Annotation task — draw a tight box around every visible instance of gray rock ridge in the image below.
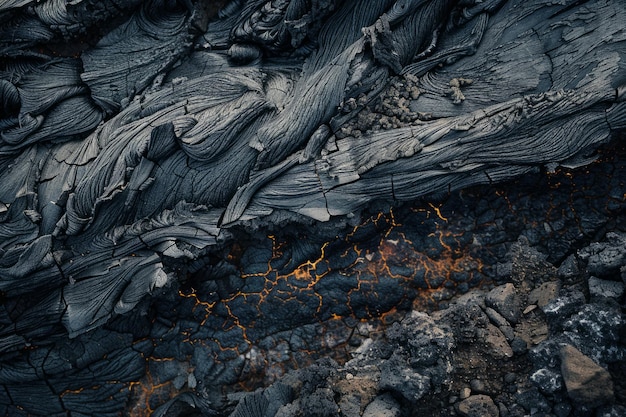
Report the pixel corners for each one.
[0,0,625,415]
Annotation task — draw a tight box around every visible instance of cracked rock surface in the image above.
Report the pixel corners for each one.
[0,0,625,416]
[229,236,626,417]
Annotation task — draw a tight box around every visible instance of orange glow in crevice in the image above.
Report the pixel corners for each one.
[127,203,490,408]
[127,360,179,417]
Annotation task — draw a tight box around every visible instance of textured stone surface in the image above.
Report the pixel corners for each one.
[588,276,625,299]
[483,323,514,359]
[528,281,560,308]
[457,394,499,417]
[560,345,614,407]
[486,284,522,324]
[361,394,401,417]
[0,0,625,415]
[579,233,626,277]
[530,368,563,394]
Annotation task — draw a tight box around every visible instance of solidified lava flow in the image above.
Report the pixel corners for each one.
[0,0,625,416]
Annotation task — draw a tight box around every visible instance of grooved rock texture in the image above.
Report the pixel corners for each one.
[0,0,625,416]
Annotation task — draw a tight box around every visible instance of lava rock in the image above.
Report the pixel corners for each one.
[384,310,454,388]
[387,311,452,365]
[378,354,431,403]
[528,338,568,380]
[481,323,513,359]
[588,276,624,300]
[1,1,626,416]
[530,368,563,394]
[557,254,581,279]
[541,289,585,329]
[578,232,626,277]
[300,388,340,417]
[515,388,551,413]
[457,394,499,417]
[440,303,488,344]
[486,284,521,324]
[562,304,624,363]
[559,344,614,407]
[508,236,556,285]
[510,337,528,355]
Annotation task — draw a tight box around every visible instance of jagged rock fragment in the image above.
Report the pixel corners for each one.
[559,344,614,407]
[485,283,521,324]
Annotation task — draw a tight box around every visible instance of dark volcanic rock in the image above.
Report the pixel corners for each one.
[438,302,489,344]
[486,284,522,325]
[377,311,455,402]
[588,276,625,300]
[579,233,626,278]
[557,254,581,280]
[378,354,432,403]
[530,368,563,394]
[541,289,586,329]
[300,388,340,417]
[562,304,625,364]
[515,388,551,414]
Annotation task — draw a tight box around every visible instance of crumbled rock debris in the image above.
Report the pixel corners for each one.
[224,231,626,417]
[337,73,424,139]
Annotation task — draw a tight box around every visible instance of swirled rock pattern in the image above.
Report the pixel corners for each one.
[0,0,625,416]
